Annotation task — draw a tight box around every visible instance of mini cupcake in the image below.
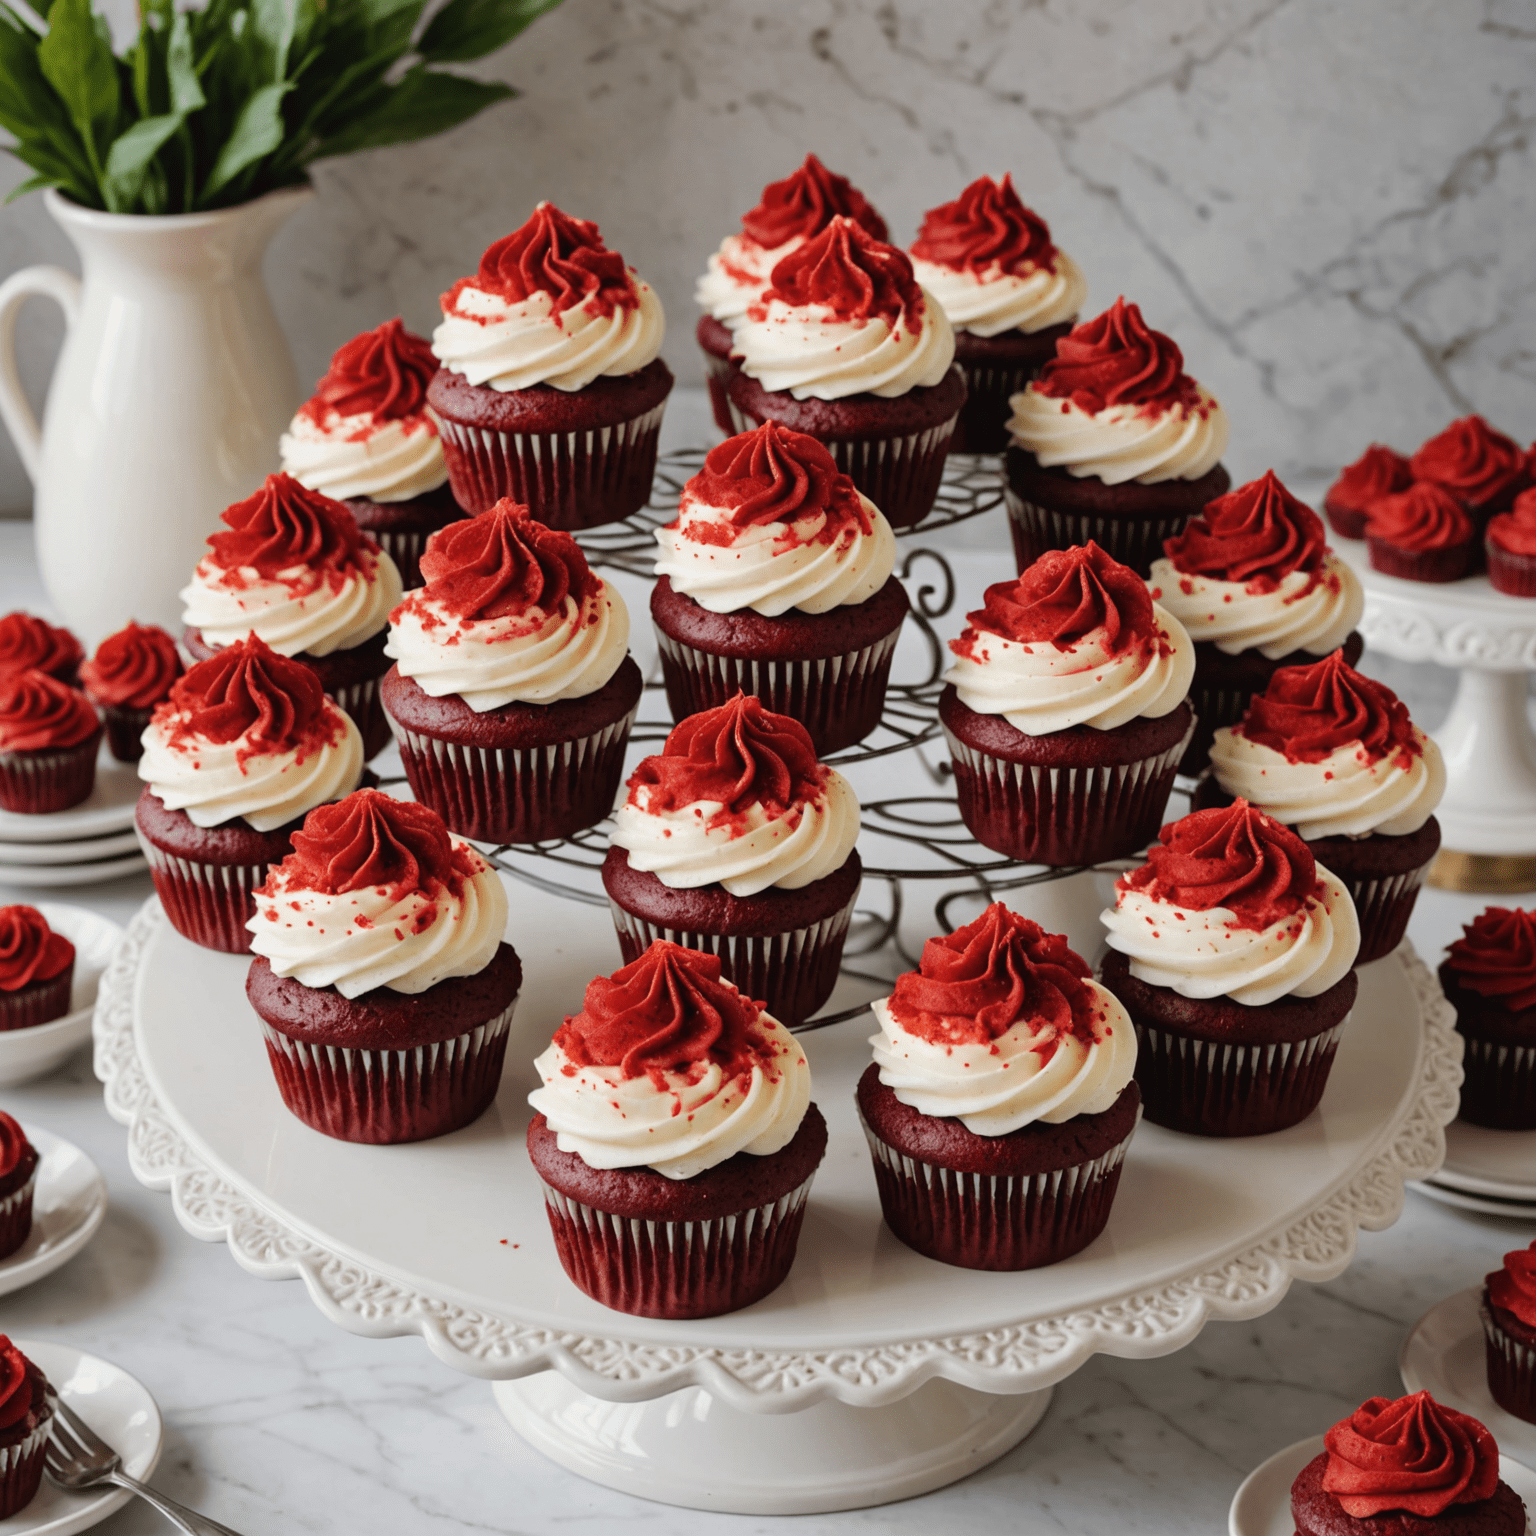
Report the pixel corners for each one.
[136,635,365,953]
[528,940,826,1318]
[382,499,642,843]
[1099,800,1361,1136]
[1004,297,1230,577]
[602,693,861,1028]
[908,175,1087,454]
[181,473,403,759]
[1438,907,1536,1130]
[1149,470,1365,774]
[247,789,520,1144]
[1411,414,1530,527]
[695,155,888,435]
[650,421,908,754]
[0,611,81,685]
[0,1114,38,1261]
[1365,482,1479,582]
[1486,487,1536,597]
[940,542,1194,866]
[79,621,182,763]
[280,318,463,589]
[1483,1240,1536,1425]
[0,906,74,1031]
[1201,653,1445,964]
[1323,443,1412,541]
[428,202,672,530]
[0,1335,57,1519]
[726,216,964,529]
[0,669,101,814]
[858,903,1140,1271]
[1291,1392,1522,1536]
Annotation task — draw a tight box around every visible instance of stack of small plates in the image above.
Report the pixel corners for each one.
[1412,1119,1536,1218]
[0,747,145,887]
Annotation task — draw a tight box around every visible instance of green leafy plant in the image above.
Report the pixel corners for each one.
[0,0,560,213]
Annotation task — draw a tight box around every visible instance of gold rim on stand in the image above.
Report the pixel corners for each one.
[1428,849,1536,895]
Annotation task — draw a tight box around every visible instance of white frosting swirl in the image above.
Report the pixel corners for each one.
[1008,387,1228,485]
[1208,727,1446,840]
[945,603,1194,734]
[869,978,1136,1136]
[529,1018,810,1180]
[909,252,1087,338]
[385,582,629,710]
[1148,554,1364,659]
[182,548,403,658]
[432,280,664,393]
[732,292,955,401]
[1101,865,1360,1007]
[694,235,793,327]
[246,837,508,998]
[654,493,895,616]
[139,704,363,832]
[610,768,859,897]
[279,409,448,504]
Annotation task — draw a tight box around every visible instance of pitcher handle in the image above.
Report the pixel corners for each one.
[0,264,81,483]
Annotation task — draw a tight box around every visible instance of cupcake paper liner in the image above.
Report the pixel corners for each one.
[0,1168,37,1261]
[701,350,737,437]
[1005,489,1194,580]
[0,971,72,1032]
[1487,539,1536,598]
[138,839,270,954]
[1181,681,1250,777]
[100,703,154,764]
[1348,864,1432,966]
[261,996,516,1144]
[373,528,432,592]
[1481,1303,1536,1425]
[1366,537,1476,583]
[0,731,101,815]
[327,671,391,763]
[1457,1036,1536,1130]
[653,627,902,757]
[538,1171,815,1319]
[0,1383,56,1521]
[951,362,1038,456]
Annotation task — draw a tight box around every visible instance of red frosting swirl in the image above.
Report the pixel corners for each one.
[0,1113,33,1184]
[740,154,887,249]
[888,903,1101,1046]
[205,474,368,582]
[1410,416,1528,512]
[0,669,99,752]
[415,499,600,625]
[302,318,438,424]
[1365,482,1476,552]
[764,217,924,326]
[1121,801,1320,932]
[1321,1392,1500,1519]
[1444,906,1536,1011]
[554,941,770,1085]
[1487,487,1536,558]
[79,622,182,710]
[1239,651,1419,767]
[0,905,73,993]
[910,174,1058,276]
[1033,298,1203,416]
[1488,1240,1536,1329]
[1326,444,1412,517]
[0,1334,35,1433]
[446,202,636,319]
[1161,471,1327,586]
[0,611,82,682]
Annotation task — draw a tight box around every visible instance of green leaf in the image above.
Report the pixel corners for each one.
[0,3,96,194]
[103,110,182,210]
[200,79,289,200]
[418,0,558,64]
[307,64,510,159]
[250,0,294,79]
[166,12,203,113]
[36,0,118,177]
[5,168,56,200]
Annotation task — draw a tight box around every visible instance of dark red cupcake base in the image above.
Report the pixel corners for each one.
[1367,535,1477,583]
[1487,537,1536,598]
[0,1139,38,1260]
[99,703,153,763]
[949,323,1073,455]
[344,484,467,590]
[0,967,73,1031]
[1438,967,1536,1130]
[1290,1450,1526,1536]
[0,727,102,814]
[1482,1295,1536,1425]
[0,1366,54,1521]
[1323,496,1370,542]
[696,314,738,436]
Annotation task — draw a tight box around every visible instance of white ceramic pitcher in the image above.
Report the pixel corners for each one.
[0,186,311,647]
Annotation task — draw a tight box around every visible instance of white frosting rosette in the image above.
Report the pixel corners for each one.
[695,233,793,328]
[280,410,447,503]
[910,251,1087,338]
[1008,387,1228,485]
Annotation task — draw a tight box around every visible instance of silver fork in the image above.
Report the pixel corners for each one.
[44,1398,247,1535]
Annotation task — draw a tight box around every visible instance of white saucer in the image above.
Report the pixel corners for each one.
[1412,1180,1536,1220]
[0,831,141,868]
[1401,1286,1536,1470]
[0,853,146,890]
[0,1128,107,1298]
[1229,1431,1536,1536]
[1438,1120,1536,1201]
[0,906,124,1087]
[3,1339,162,1535]
[0,753,140,846]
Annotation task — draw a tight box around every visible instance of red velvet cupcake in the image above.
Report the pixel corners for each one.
[79,621,182,763]
[695,155,888,435]
[726,217,964,529]
[529,940,825,1318]
[0,1336,57,1519]
[1486,488,1536,597]
[0,1114,38,1261]
[247,790,520,1143]
[0,611,81,685]
[1099,801,1361,1136]
[383,500,642,843]
[1438,907,1536,1130]
[907,175,1086,454]
[0,669,101,814]
[940,542,1194,865]
[1366,482,1479,582]
[1004,298,1230,577]
[1484,1241,1536,1425]
[0,907,74,1032]
[1324,443,1413,540]
[602,694,861,1028]
[1411,415,1530,527]
[859,904,1140,1270]
[650,422,908,754]
[429,203,672,530]
[281,318,464,589]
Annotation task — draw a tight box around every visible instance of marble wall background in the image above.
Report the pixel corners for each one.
[0,0,1531,516]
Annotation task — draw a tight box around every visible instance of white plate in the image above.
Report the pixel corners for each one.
[0,1128,107,1298]
[1412,1180,1536,1220]
[0,854,146,890]
[0,832,142,868]
[1438,1120,1536,1201]
[0,752,140,846]
[1402,1286,1536,1471]
[2,1339,162,1535]
[0,906,124,1087]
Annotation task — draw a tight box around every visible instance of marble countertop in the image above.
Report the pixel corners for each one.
[4,406,1533,1534]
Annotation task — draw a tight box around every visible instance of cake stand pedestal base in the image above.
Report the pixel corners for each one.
[493,1374,1054,1515]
